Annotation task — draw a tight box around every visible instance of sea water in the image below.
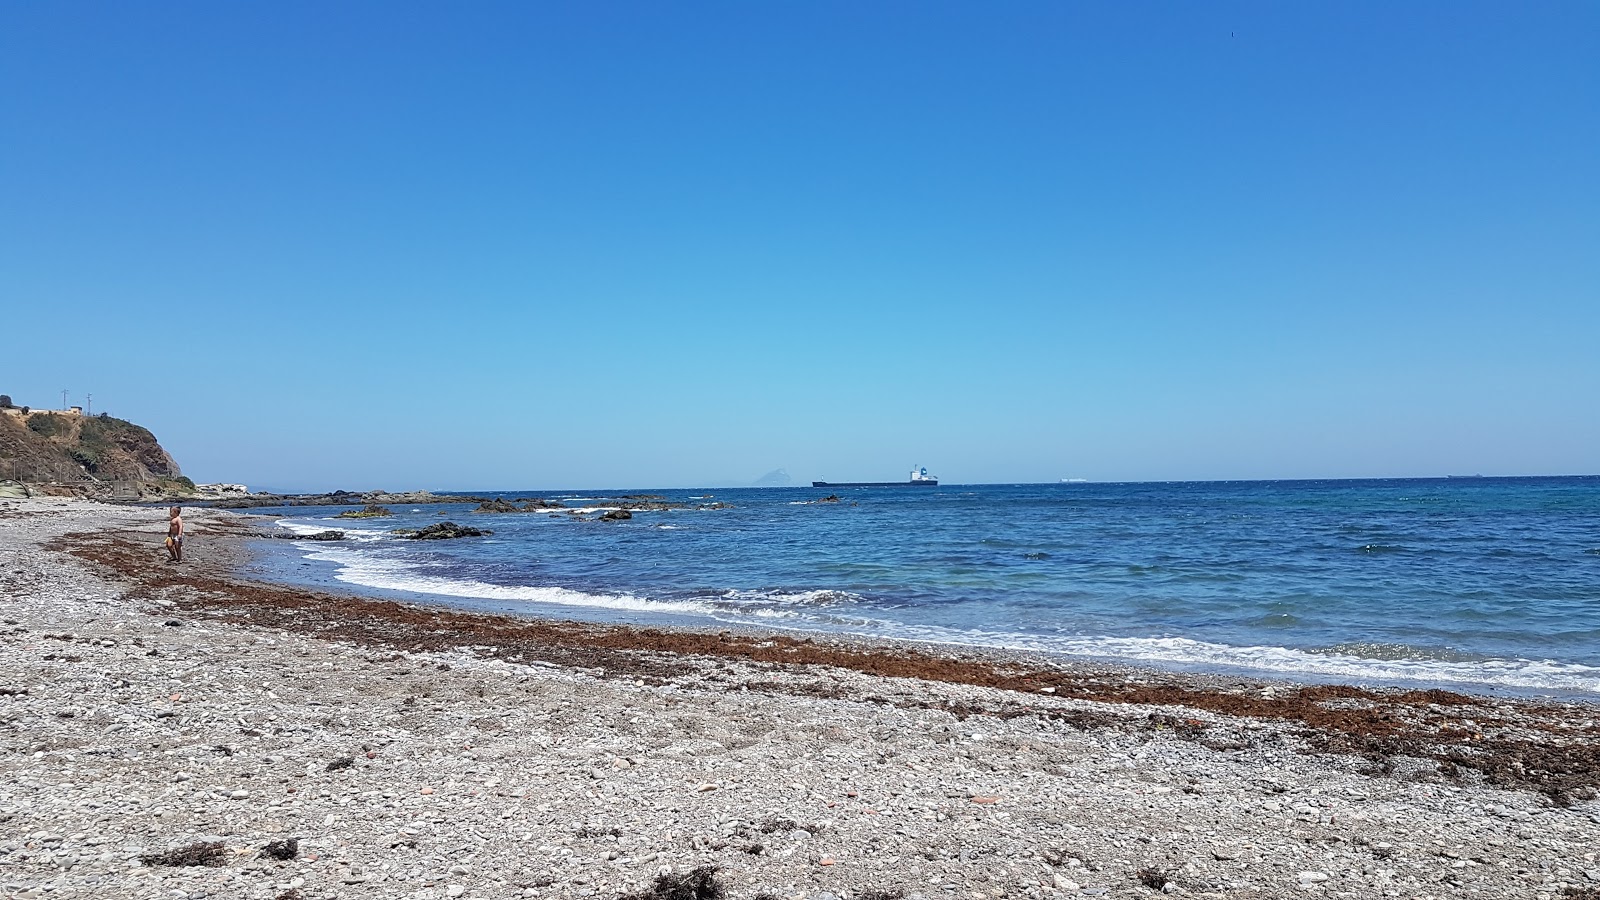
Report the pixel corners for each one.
[253,477,1600,695]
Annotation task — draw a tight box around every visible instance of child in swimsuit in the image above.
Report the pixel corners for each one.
[166,506,184,563]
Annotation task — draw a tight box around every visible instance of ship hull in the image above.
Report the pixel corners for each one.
[811,480,938,488]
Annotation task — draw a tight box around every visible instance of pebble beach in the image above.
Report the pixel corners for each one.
[2,498,1598,900]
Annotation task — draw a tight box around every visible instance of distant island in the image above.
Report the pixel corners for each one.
[751,467,792,486]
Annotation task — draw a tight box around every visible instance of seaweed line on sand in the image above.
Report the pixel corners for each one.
[53,526,1600,806]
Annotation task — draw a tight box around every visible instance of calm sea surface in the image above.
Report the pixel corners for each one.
[255,477,1600,695]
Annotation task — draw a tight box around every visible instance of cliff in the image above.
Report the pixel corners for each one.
[0,408,191,498]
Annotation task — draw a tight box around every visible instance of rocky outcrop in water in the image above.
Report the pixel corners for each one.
[473,499,521,514]
[212,490,471,510]
[336,504,392,519]
[270,530,345,541]
[398,522,492,540]
[599,509,633,521]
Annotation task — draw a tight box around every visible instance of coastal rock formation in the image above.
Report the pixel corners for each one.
[400,521,492,540]
[599,509,633,521]
[366,490,454,505]
[472,499,521,513]
[213,490,485,510]
[335,504,392,519]
[191,483,251,501]
[470,498,569,513]
[268,530,345,541]
[0,406,188,497]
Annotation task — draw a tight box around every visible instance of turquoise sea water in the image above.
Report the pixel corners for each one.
[256,476,1600,695]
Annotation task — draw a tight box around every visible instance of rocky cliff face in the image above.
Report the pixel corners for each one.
[0,410,188,494]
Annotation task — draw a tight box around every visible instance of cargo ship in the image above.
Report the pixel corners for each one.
[813,466,939,488]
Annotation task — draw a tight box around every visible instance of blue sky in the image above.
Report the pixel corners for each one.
[3,2,1596,490]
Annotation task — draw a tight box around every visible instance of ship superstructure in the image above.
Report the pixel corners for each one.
[813,466,939,488]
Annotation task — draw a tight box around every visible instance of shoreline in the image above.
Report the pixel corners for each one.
[247,524,1600,705]
[3,498,1598,899]
[245,484,1600,701]
[65,508,1600,803]
[248,503,1599,704]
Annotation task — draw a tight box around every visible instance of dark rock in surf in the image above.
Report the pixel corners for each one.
[407,522,492,540]
[472,498,520,513]
[600,509,633,521]
[276,530,345,541]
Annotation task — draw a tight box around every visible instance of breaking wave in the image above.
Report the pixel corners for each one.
[859,627,1600,694]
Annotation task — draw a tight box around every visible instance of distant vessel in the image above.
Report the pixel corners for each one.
[1446,474,1485,479]
[814,466,939,488]
[1061,478,1088,483]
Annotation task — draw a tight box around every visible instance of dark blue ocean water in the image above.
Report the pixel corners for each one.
[258,477,1600,694]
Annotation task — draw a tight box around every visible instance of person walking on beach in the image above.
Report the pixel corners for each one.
[165,506,184,563]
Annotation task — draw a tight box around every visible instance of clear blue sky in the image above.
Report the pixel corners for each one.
[3,2,1596,490]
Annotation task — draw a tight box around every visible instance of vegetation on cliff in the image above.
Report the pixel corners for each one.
[0,405,186,493]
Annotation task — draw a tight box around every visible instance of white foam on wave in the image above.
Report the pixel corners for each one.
[264,521,1600,694]
[719,588,865,608]
[276,519,389,543]
[288,541,720,617]
[859,626,1600,694]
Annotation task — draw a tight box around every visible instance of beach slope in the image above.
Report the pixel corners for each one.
[1,498,1596,899]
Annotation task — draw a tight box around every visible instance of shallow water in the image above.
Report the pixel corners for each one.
[254,476,1600,694]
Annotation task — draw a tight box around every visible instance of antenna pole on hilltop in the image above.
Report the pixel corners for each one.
[61,389,69,410]
[86,394,92,416]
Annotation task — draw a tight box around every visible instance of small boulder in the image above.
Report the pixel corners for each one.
[599,509,633,521]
